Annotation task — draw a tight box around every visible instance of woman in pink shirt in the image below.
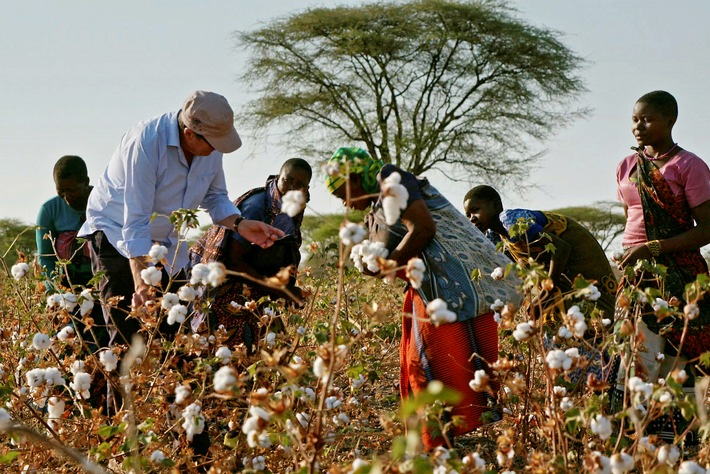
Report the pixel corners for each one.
[617,90,710,362]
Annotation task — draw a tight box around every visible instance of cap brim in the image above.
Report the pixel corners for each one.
[204,127,241,154]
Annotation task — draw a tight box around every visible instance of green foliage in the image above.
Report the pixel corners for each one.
[301,210,367,245]
[0,218,35,261]
[237,0,586,184]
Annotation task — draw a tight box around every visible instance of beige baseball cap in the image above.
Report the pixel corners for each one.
[181,91,241,153]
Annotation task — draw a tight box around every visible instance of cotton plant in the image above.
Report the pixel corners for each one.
[213,366,237,392]
[581,284,601,301]
[215,346,232,364]
[282,190,307,217]
[161,292,179,310]
[426,298,456,326]
[148,244,168,264]
[339,221,367,246]
[32,333,52,351]
[189,262,227,287]
[313,344,348,384]
[545,348,580,372]
[491,267,505,280]
[167,304,188,325]
[141,266,162,287]
[78,289,95,316]
[462,452,486,470]
[590,414,612,440]
[609,452,634,474]
[46,397,65,430]
[69,371,92,400]
[657,444,680,466]
[350,240,389,273]
[468,370,491,393]
[10,262,30,280]
[177,284,198,302]
[242,405,272,448]
[380,172,409,225]
[564,305,587,338]
[99,350,118,372]
[150,450,165,464]
[174,384,191,405]
[181,402,205,442]
[512,321,535,342]
[406,258,425,289]
[56,326,75,343]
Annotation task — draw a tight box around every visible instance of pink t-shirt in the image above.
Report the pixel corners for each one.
[616,150,710,247]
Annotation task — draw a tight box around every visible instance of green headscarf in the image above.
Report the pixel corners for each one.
[325,147,384,194]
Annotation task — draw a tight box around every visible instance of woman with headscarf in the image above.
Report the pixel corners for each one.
[326,147,521,449]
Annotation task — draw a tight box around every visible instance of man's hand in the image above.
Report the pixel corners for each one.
[238,220,285,249]
[129,257,154,309]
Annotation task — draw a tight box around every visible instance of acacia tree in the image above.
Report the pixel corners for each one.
[237,0,586,183]
[551,202,626,253]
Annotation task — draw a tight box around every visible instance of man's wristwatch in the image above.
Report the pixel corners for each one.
[232,216,245,234]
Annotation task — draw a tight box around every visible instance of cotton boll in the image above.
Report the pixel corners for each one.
[47,397,65,420]
[406,258,426,289]
[32,333,51,350]
[281,190,307,217]
[181,403,205,441]
[99,350,118,372]
[161,293,179,310]
[57,326,75,343]
[513,322,534,342]
[490,267,505,280]
[590,414,612,440]
[583,284,601,301]
[190,264,210,286]
[339,221,367,246]
[60,292,78,312]
[167,304,188,325]
[177,285,197,301]
[174,385,191,405]
[213,366,237,392]
[141,266,162,286]
[426,298,457,326]
[657,444,680,466]
[207,262,227,287]
[70,372,92,399]
[70,360,86,376]
[43,368,65,386]
[78,292,94,316]
[11,262,30,280]
[46,293,63,308]
[215,346,232,364]
[148,244,168,264]
[609,452,634,473]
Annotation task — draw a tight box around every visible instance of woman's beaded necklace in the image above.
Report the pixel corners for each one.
[643,143,679,161]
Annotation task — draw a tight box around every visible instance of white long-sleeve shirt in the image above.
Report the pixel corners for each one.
[79,111,239,273]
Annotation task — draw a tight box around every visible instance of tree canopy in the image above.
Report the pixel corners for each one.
[0,218,36,263]
[551,202,626,253]
[237,0,586,184]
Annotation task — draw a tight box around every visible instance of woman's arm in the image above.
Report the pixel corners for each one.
[621,200,710,266]
[387,198,436,266]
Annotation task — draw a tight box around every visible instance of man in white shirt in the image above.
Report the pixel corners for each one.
[80,90,283,345]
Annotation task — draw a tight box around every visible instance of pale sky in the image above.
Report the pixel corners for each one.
[2,0,709,254]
